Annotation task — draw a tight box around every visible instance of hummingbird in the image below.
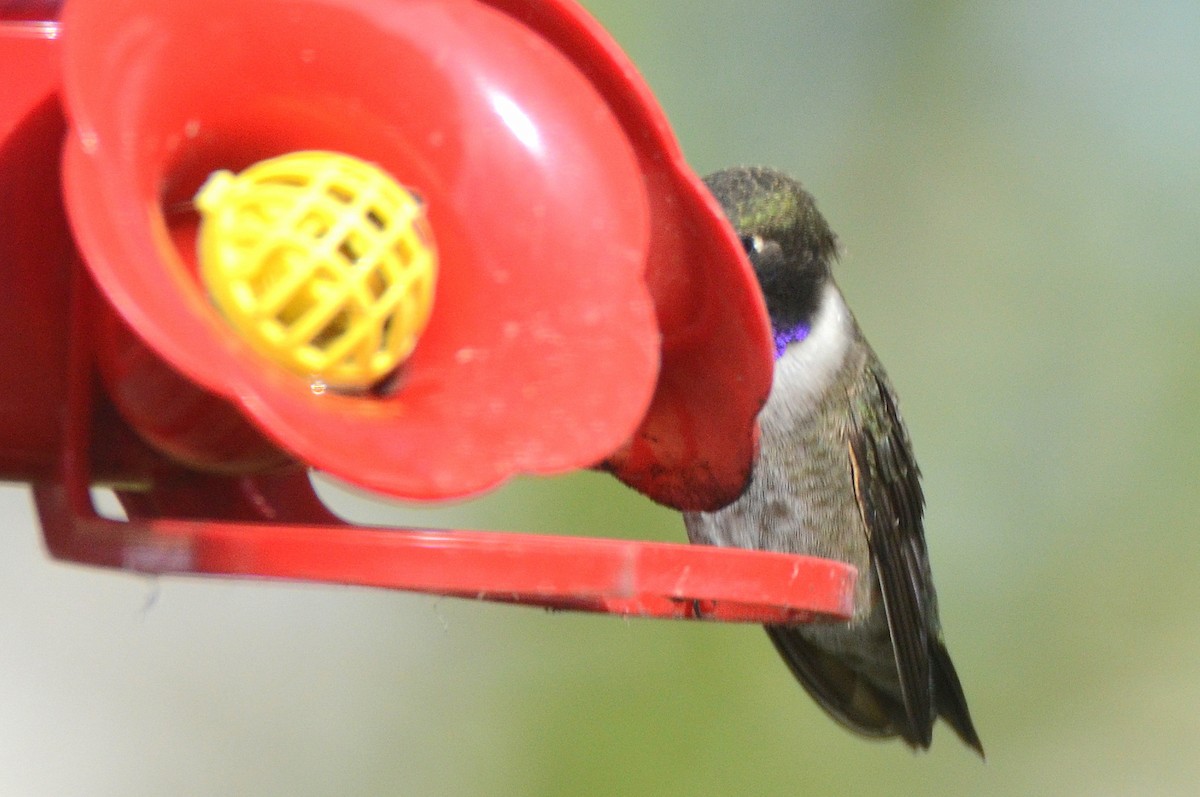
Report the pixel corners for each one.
[686,166,982,754]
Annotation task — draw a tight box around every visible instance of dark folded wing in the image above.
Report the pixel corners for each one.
[846,360,934,746]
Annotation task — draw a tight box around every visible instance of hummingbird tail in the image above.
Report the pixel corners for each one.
[765,625,913,744]
[766,625,985,756]
[930,638,985,757]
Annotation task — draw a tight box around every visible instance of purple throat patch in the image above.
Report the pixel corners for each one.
[773,325,810,358]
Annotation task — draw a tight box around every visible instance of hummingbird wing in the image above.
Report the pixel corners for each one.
[764,623,911,741]
[846,359,935,747]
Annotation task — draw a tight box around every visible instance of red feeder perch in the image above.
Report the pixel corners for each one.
[0,0,856,625]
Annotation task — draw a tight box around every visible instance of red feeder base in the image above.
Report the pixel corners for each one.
[33,268,856,625]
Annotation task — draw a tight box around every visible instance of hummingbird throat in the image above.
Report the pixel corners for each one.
[773,324,811,358]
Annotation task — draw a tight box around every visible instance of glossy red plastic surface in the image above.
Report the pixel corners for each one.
[95,309,295,474]
[0,2,62,21]
[0,18,70,480]
[60,0,659,501]
[488,0,776,510]
[34,272,856,624]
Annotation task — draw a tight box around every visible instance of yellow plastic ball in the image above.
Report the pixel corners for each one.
[194,151,437,390]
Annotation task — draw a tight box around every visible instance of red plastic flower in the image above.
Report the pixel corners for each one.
[59,0,773,510]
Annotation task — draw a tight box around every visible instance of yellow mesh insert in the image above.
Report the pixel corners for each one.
[195,151,436,390]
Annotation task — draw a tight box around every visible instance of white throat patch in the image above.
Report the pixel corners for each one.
[764,282,854,420]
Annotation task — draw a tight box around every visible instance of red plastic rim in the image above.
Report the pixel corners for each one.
[59,0,659,500]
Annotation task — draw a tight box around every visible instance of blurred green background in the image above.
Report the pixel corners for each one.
[3,2,1199,794]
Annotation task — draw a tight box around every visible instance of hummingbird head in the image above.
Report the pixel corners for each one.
[704,167,839,355]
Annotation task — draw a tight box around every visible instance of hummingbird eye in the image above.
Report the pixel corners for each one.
[739,234,764,255]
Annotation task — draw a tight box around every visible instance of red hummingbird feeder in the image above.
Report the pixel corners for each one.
[0,0,855,624]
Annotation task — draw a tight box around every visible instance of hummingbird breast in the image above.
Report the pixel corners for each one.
[683,282,876,616]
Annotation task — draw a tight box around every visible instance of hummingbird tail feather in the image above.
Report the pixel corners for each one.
[767,625,985,754]
[765,625,918,745]
[930,639,985,757]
